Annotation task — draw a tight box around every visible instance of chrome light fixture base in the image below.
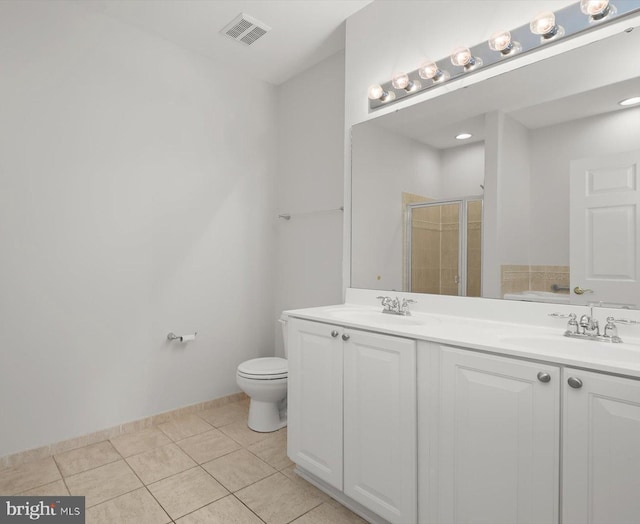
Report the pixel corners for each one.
[368,0,639,112]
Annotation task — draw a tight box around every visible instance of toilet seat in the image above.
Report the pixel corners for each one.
[237,357,288,380]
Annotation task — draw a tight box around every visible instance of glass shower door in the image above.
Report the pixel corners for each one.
[407,197,482,296]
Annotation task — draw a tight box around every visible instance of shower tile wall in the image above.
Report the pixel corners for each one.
[410,206,441,294]
[408,198,482,296]
[466,201,482,297]
[440,204,460,296]
[501,265,570,296]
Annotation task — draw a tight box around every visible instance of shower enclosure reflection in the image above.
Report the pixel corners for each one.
[406,197,482,296]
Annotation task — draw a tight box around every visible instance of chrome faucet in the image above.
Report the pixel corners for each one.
[578,312,599,336]
[552,308,622,343]
[376,296,417,316]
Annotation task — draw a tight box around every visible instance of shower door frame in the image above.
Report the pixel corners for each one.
[406,195,483,296]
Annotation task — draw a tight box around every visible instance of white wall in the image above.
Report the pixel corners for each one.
[0,2,277,457]
[528,107,640,266]
[498,113,532,268]
[351,124,441,290]
[440,142,485,199]
[274,51,345,355]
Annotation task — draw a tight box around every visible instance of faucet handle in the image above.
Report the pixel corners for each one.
[400,298,416,315]
[376,296,392,310]
[611,317,640,325]
[604,317,618,337]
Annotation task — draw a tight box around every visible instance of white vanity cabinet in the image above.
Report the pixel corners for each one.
[288,309,640,524]
[343,328,416,524]
[287,317,344,490]
[562,368,640,524]
[287,317,417,524]
[433,345,560,524]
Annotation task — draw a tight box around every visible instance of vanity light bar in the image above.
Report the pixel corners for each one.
[368,0,640,111]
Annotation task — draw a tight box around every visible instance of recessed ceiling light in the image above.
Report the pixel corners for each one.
[619,96,640,106]
[456,133,473,140]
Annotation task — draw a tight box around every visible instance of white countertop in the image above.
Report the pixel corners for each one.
[285,300,640,379]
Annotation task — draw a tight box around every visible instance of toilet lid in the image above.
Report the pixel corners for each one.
[237,357,288,379]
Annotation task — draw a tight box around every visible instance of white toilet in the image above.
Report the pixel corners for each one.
[236,316,288,432]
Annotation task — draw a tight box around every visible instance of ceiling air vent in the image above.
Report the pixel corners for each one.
[221,13,271,46]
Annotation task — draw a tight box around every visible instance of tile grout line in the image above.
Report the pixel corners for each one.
[50,454,70,497]
[142,484,174,523]
[230,492,268,524]
[63,441,148,511]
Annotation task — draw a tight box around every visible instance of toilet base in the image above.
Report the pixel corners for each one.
[248,399,288,433]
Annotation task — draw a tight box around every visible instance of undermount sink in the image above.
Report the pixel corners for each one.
[499,334,640,362]
[325,307,428,326]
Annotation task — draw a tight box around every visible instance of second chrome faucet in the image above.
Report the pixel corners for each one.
[376,296,417,316]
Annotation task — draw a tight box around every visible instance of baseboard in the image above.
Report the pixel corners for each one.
[0,391,247,470]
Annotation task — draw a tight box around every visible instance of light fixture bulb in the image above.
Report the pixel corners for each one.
[367,84,396,103]
[391,72,410,90]
[368,84,384,100]
[489,31,520,55]
[419,61,438,79]
[530,11,559,37]
[580,0,612,17]
[619,96,640,106]
[456,133,473,140]
[450,47,472,67]
[418,61,449,83]
[450,47,482,71]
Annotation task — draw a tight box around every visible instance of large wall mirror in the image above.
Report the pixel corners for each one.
[351,27,640,308]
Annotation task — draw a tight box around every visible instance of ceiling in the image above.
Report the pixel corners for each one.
[80,0,372,85]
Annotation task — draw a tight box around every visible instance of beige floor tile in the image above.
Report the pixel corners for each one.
[110,428,171,458]
[66,460,142,507]
[247,429,292,471]
[279,466,329,503]
[177,429,241,464]
[198,402,248,428]
[291,501,367,523]
[218,420,272,447]
[202,449,276,492]
[0,457,61,495]
[147,466,228,520]
[86,487,170,524]
[157,415,213,441]
[126,443,196,484]
[55,441,121,477]
[21,479,69,496]
[235,472,324,524]
[176,494,262,524]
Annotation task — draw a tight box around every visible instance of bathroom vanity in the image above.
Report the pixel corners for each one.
[285,289,640,524]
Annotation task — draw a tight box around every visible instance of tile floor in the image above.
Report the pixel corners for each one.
[0,399,366,524]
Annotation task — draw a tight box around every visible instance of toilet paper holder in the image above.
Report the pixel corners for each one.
[167,332,198,342]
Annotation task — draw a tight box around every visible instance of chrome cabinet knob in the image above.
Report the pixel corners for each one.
[568,376,583,389]
[342,333,350,341]
[537,372,551,383]
[331,330,339,338]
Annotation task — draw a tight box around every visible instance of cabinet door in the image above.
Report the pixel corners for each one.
[562,368,640,524]
[287,318,343,490]
[343,329,417,524]
[438,346,559,524]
